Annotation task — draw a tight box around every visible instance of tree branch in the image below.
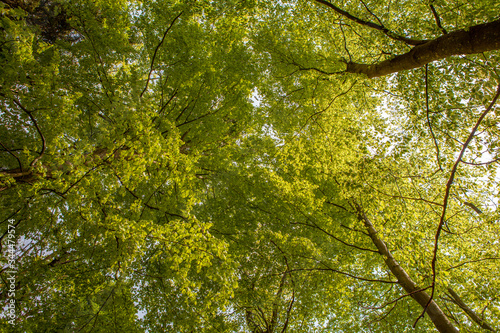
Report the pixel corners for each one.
[445,257,500,271]
[286,267,398,284]
[423,83,500,326]
[461,157,500,166]
[425,64,443,171]
[312,0,426,46]
[365,181,443,207]
[366,286,432,310]
[3,95,46,168]
[141,12,183,98]
[346,19,500,78]
[446,288,496,331]
[0,140,23,171]
[429,3,447,35]
[355,204,458,333]
[289,210,379,253]
[77,287,115,332]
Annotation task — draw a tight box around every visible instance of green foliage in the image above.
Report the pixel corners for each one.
[1,0,499,332]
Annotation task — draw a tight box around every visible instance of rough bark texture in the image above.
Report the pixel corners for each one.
[347,19,500,78]
[357,207,459,333]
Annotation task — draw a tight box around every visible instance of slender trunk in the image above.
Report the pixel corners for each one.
[446,287,496,331]
[356,206,459,333]
[346,19,500,78]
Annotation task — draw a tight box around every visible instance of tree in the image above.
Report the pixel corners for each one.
[1,0,499,332]
[314,0,500,78]
[219,1,499,331]
[1,0,253,331]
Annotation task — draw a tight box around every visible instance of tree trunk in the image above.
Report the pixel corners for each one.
[446,287,496,331]
[346,19,500,78]
[356,206,459,333]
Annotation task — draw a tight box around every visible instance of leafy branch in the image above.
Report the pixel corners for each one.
[425,64,443,171]
[141,12,183,98]
[445,288,496,331]
[417,83,500,327]
[312,0,427,46]
[286,266,398,284]
[0,94,47,191]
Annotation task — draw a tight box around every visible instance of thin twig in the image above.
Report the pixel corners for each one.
[0,140,23,171]
[365,181,443,207]
[367,286,432,310]
[141,12,183,97]
[359,0,384,26]
[425,64,443,171]
[339,22,352,62]
[313,0,426,45]
[77,287,115,332]
[430,3,448,35]
[79,22,114,103]
[289,61,345,76]
[8,97,46,168]
[287,204,379,253]
[286,266,398,284]
[416,83,500,326]
[461,157,499,166]
[301,80,357,131]
[445,257,500,271]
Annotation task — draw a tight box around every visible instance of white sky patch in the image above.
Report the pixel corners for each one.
[249,87,263,108]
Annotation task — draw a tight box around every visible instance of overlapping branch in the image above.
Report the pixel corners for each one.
[445,288,496,331]
[141,12,183,97]
[346,19,500,78]
[355,204,458,333]
[429,3,447,35]
[416,83,500,328]
[313,0,426,45]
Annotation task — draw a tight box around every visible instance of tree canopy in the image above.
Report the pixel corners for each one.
[1,0,499,332]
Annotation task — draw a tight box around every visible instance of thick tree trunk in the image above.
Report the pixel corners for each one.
[356,207,459,333]
[346,19,500,78]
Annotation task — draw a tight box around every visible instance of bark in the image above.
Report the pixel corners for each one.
[0,168,40,192]
[356,206,459,333]
[313,0,426,46]
[446,287,496,331]
[346,19,500,78]
[0,147,117,192]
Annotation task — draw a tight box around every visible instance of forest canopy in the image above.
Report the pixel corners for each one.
[1,0,500,332]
